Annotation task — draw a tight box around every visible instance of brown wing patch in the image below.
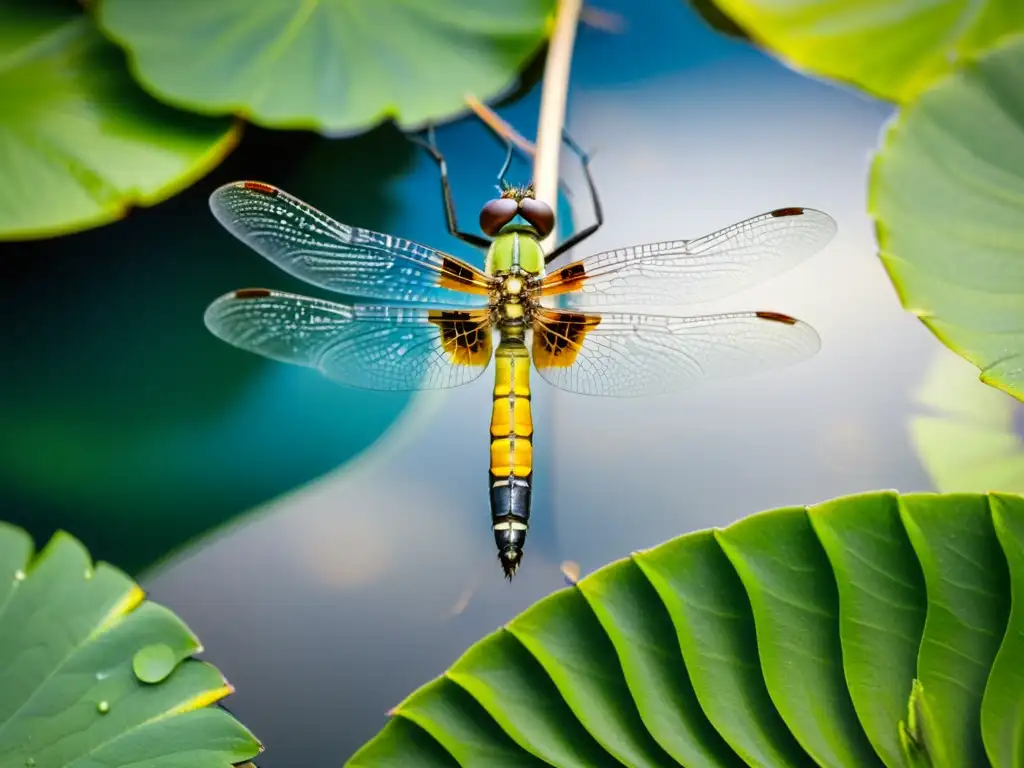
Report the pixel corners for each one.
[755,310,799,325]
[532,308,602,368]
[538,260,587,297]
[428,310,493,366]
[770,207,805,217]
[241,181,279,196]
[233,288,274,299]
[438,256,493,296]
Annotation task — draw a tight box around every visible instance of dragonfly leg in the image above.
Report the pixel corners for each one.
[410,125,493,251]
[543,130,604,265]
[496,139,514,191]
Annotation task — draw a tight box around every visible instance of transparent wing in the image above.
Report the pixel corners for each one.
[205,288,494,391]
[537,207,836,308]
[210,181,493,307]
[531,307,819,397]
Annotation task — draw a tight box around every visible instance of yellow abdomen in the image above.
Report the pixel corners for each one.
[490,345,533,478]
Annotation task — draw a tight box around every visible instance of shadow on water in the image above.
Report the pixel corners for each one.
[0,124,418,574]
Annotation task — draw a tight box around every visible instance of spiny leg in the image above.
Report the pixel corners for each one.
[409,125,493,250]
[544,130,605,265]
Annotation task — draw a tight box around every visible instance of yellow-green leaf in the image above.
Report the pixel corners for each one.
[707,0,1024,103]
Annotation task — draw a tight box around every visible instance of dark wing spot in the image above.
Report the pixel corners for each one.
[428,310,492,365]
[234,288,274,299]
[770,207,805,217]
[439,256,490,295]
[241,181,279,195]
[756,311,798,325]
[539,260,587,296]
[533,311,601,367]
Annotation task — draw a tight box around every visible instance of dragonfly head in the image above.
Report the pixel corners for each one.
[480,183,554,239]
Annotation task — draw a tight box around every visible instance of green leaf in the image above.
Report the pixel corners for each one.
[705,0,1024,104]
[96,0,555,134]
[636,532,813,767]
[910,350,1024,493]
[0,521,261,767]
[575,559,744,766]
[716,507,881,767]
[899,679,940,768]
[348,492,1024,766]
[870,35,1024,402]
[983,494,1024,767]
[809,492,927,767]
[348,716,460,768]
[0,1,239,240]
[504,588,676,766]
[899,493,1011,766]
[391,677,551,767]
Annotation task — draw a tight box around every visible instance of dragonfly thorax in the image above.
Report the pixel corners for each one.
[485,228,546,278]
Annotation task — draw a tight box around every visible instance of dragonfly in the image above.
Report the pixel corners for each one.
[204,129,837,580]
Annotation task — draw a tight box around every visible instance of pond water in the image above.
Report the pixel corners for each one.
[3,0,982,764]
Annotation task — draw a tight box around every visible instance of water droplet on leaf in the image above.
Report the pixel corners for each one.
[25,758,36,766]
[97,701,110,714]
[132,643,177,684]
[14,570,25,581]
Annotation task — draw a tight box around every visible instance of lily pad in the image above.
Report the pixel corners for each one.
[348,491,1024,767]
[870,34,1024,402]
[96,0,556,134]
[910,349,1024,493]
[0,522,261,767]
[0,1,240,241]
[704,0,1024,103]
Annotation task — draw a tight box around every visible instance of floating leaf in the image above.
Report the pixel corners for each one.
[0,1,239,240]
[348,492,1024,766]
[0,521,261,766]
[97,0,555,134]
[702,0,1024,103]
[871,35,1024,402]
[910,350,1024,493]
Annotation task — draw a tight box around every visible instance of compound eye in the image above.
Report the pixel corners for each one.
[518,198,555,238]
[479,198,519,236]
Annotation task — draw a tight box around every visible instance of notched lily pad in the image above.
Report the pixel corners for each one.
[97,0,556,134]
[0,521,262,767]
[871,35,1024,402]
[0,2,240,241]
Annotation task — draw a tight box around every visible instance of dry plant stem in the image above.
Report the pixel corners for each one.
[534,0,583,253]
[464,94,537,156]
